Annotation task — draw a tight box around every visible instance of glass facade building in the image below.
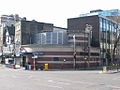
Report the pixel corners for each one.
[80,9,120,17]
[79,9,120,65]
[31,28,68,45]
[99,16,117,65]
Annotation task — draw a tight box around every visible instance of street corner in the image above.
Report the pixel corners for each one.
[98,70,119,74]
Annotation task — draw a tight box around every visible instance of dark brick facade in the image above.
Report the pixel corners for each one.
[20,21,53,45]
[23,51,100,69]
[67,15,100,47]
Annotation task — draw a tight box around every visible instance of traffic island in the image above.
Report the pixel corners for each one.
[99,66,119,74]
[102,66,109,72]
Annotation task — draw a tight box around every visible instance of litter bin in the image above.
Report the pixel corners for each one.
[35,65,39,70]
[31,65,34,70]
[45,64,48,70]
[40,65,44,70]
[25,64,29,70]
[13,64,16,69]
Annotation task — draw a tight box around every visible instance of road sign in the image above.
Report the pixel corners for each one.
[32,56,38,58]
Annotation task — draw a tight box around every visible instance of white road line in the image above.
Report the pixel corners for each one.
[47,84,64,89]
[48,79,70,85]
[48,80,53,82]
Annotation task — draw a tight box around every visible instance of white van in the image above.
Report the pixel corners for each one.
[5,58,14,65]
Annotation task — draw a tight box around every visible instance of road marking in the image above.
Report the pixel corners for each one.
[47,84,63,89]
[47,80,64,89]
[48,80,53,82]
[57,81,70,85]
[48,79,70,85]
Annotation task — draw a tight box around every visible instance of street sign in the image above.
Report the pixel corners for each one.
[32,55,38,58]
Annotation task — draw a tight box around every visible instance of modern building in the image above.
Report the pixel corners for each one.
[80,9,120,16]
[68,15,118,66]
[31,27,68,45]
[80,9,120,23]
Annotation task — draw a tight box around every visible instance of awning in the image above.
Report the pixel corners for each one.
[16,52,45,55]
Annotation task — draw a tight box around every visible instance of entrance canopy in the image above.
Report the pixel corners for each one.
[16,52,45,56]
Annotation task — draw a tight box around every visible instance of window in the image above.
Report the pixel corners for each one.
[99,18,103,29]
[41,33,46,44]
[16,25,21,31]
[80,52,88,56]
[80,52,99,56]
[53,57,59,61]
[46,32,52,44]
[91,53,99,56]
[58,33,62,44]
[52,33,57,44]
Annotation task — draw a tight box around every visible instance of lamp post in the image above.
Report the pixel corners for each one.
[85,24,92,68]
[1,46,4,64]
[73,34,76,70]
[12,42,16,65]
[62,58,66,69]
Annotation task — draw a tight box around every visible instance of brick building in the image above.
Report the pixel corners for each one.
[14,20,100,69]
[16,44,100,69]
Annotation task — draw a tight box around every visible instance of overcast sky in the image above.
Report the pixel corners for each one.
[0,0,119,28]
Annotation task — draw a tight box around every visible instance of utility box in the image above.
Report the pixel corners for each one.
[45,64,48,70]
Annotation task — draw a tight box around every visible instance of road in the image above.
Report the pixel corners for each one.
[0,65,120,90]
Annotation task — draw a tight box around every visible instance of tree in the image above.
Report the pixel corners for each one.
[109,10,120,65]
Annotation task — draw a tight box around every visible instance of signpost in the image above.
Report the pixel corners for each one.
[32,55,38,70]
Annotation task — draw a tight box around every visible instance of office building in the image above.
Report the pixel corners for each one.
[68,14,118,65]
[80,9,120,23]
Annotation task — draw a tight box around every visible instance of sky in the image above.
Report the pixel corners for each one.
[0,0,120,28]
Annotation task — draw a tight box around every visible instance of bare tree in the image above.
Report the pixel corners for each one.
[108,9,120,65]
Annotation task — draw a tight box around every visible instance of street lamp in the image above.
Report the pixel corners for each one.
[62,58,66,69]
[12,42,16,65]
[85,24,93,68]
[73,34,76,70]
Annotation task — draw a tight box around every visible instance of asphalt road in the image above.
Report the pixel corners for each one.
[0,65,120,90]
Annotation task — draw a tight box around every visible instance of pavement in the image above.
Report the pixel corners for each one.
[0,64,120,90]
[1,64,120,74]
[99,70,119,74]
